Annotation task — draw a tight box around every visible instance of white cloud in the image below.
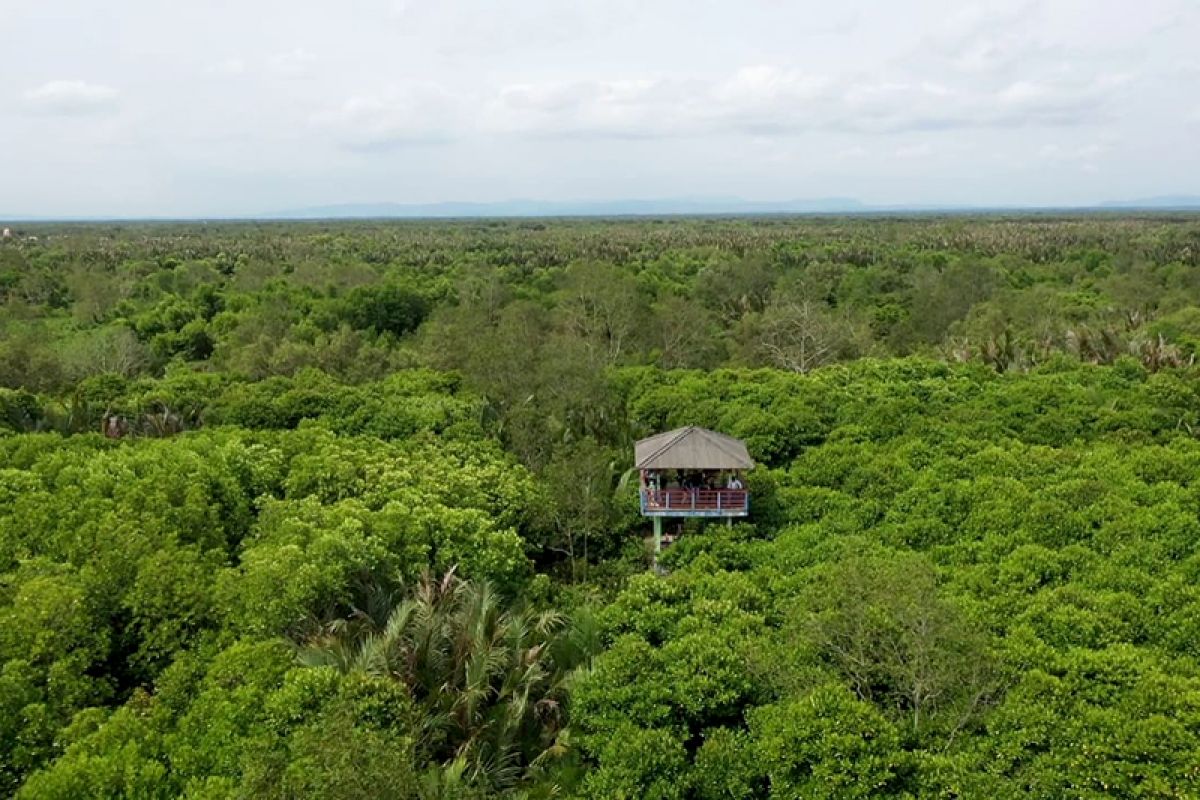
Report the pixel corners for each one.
[1038,143,1111,161]
[712,66,830,107]
[998,81,1050,105]
[23,80,119,115]
[207,58,246,76]
[895,143,933,159]
[1177,61,1200,77]
[918,4,1051,75]
[1037,142,1112,174]
[482,65,1128,140]
[267,48,316,78]
[313,87,462,150]
[489,78,690,138]
[1002,73,1129,115]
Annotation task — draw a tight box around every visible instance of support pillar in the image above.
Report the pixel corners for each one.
[653,516,663,560]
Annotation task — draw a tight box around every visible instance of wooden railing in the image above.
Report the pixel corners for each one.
[640,488,748,514]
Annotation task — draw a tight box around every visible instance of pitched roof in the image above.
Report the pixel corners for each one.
[634,426,755,471]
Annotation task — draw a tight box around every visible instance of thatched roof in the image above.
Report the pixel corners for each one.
[634,426,755,471]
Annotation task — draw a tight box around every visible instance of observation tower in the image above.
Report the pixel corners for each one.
[634,426,754,557]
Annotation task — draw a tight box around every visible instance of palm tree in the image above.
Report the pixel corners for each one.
[298,570,594,794]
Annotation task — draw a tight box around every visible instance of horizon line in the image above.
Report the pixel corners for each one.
[4,198,1200,224]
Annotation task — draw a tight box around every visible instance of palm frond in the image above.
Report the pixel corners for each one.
[291,567,578,794]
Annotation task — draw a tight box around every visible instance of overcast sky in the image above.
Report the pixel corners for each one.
[3,0,1198,216]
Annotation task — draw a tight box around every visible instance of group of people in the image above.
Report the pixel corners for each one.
[644,470,744,491]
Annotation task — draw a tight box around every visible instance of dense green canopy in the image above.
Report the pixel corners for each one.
[3,215,1200,797]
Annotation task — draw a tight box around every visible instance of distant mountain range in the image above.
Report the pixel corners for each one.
[1096,195,1200,210]
[267,197,871,219]
[269,195,1200,219]
[4,196,1200,222]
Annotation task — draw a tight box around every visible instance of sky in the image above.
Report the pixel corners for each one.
[2,0,1199,217]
